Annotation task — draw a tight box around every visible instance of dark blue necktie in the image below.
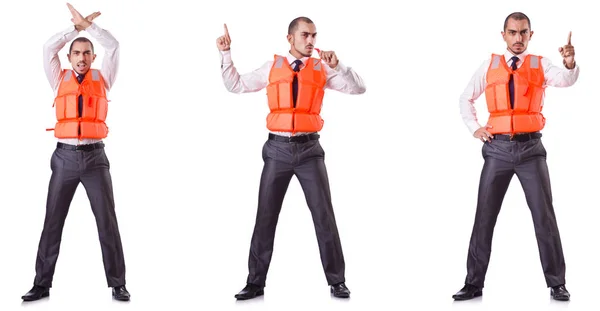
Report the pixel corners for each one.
[77,74,84,136]
[292,60,302,107]
[508,56,519,109]
[77,74,84,117]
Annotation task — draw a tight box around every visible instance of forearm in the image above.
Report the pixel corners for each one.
[86,23,120,89]
[43,26,79,90]
[325,62,366,94]
[220,50,268,93]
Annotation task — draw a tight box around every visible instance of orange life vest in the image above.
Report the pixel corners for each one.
[484,54,546,134]
[48,69,109,139]
[265,55,327,133]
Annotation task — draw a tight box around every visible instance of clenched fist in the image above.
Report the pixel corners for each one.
[317,48,339,69]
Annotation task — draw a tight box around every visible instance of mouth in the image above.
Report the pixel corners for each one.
[76,62,87,70]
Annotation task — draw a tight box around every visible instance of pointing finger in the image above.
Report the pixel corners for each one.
[567,31,572,45]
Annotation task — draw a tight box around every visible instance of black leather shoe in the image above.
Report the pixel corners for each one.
[551,285,570,301]
[112,285,130,301]
[235,284,264,300]
[452,284,482,300]
[330,282,350,298]
[21,285,50,301]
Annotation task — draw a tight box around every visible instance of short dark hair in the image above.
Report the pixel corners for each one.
[504,12,531,31]
[288,16,314,35]
[68,37,95,54]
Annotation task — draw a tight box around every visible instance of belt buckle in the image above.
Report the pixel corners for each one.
[298,135,308,143]
[76,144,94,151]
[289,134,304,143]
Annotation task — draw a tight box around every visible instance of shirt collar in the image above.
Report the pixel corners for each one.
[504,49,529,63]
[286,52,310,66]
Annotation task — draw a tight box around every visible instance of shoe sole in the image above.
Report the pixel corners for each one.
[22,292,49,302]
[235,290,264,300]
[452,291,482,300]
[112,293,130,301]
[551,294,570,301]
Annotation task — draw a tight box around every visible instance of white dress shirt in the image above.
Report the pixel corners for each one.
[219,50,366,136]
[43,23,120,145]
[459,49,580,135]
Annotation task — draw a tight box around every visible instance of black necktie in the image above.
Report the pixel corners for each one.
[508,56,519,109]
[292,60,302,107]
[77,74,84,118]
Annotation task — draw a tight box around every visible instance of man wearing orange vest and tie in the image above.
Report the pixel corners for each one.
[453,12,578,301]
[216,16,366,300]
[21,4,129,302]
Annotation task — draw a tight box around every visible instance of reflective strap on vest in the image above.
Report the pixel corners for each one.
[63,71,72,82]
[490,55,501,69]
[274,56,284,68]
[530,55,539,69]
[91,69,100,81]
[313,58,321,70]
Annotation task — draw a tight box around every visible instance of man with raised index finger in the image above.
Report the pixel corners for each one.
[21,3,130,302]
[453,12,579,301]
[216,17,366,300]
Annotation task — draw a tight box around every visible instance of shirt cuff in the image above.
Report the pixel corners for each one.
[85,22,101,36]
[566,63,580,74]
[220,50,232,64]
[467,120,482,135]
[63,25,79,40]
[331,61,348,73]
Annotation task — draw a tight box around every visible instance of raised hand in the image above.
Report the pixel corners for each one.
[75,11,101,31]
[216,24,231,51]
[67,3,92,30]
[558,31,575,69]
[317,49,339,69]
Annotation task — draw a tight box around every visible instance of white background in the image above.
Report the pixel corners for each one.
[0,0,598,310]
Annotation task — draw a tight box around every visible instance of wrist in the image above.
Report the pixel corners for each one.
[563,59,576,69]
[80,21,92,30]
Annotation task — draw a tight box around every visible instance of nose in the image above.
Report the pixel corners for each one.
[516,33,523,42]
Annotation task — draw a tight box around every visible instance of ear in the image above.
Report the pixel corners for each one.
[529,30,534,39]
[67,53,71,61]
[287,34,293,44]
[501,31,506,42]
[92,53,97,62]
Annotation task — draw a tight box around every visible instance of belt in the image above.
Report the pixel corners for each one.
[57,142,105,151]
[493,132,542,142]
[268,133,320,143]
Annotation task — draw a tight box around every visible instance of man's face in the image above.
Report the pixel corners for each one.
[288,21,317,57]
[502,18,533,55]
[68,41,96,75]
